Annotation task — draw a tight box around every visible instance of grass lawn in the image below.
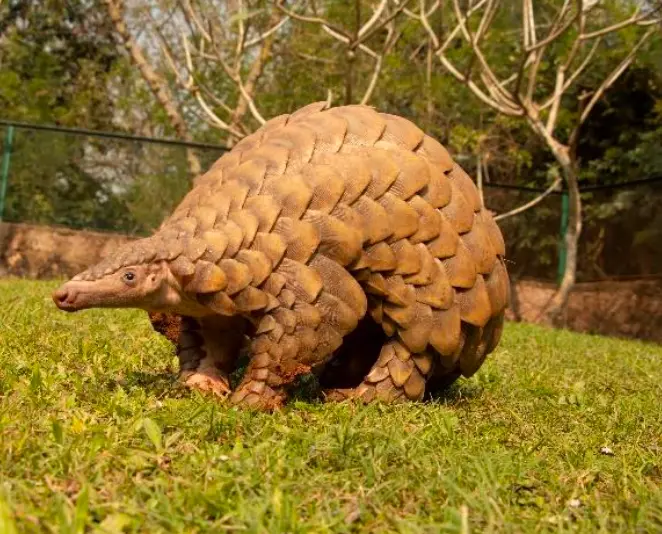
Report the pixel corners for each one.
[0,279,661,533]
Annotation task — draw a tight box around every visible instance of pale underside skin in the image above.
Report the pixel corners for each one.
[53,101,510,411]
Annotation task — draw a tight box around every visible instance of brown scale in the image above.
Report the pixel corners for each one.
[272,218,320,264]
[415,135,454,171]
[301,165,346,214]
[426,215,459,259]
[235,250,273,287]
[361,150,401,199]
[374,113,425,152]
[441,180,475,235]
[359,242,397,272]
[448,163,483,213]
[442,239,478,289]
[271,123,317,172]
[227,210,260,249]
[209,146,244,173]
[381,151,430,202]
[289,101,329,121]
[377,193,420,242]
[407,196,442,244]
[476,210,507,256]
[420,161,452,209]
[330,105,386,149]
[314,152,373,205]
[261,173,314,219]
[302,113,348,158]
[247,143,290,179]
[230,159,268,195]
[403,245,437,286]
[142,101,509,410]
[462,219,498,275]
[351,196,392,246]
[243,196,282,232]
[302,211,363,267]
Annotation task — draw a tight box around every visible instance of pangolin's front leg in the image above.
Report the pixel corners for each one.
[229,255,368,410]
[227,291,341,410]
[150,312,248,397]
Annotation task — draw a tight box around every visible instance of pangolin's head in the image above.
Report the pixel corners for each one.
[52,237,182,313]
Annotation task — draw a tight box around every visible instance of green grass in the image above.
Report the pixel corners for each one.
[0,280,661,534]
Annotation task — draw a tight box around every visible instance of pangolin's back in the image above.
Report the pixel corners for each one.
[158,101,509,381]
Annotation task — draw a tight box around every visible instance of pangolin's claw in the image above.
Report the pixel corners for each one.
[180,370,232,398]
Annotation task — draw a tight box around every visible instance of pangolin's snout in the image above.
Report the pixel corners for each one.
[52,285,78,311]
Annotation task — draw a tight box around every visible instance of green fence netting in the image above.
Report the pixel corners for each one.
[486,183,662,282]
[0,123,226,236]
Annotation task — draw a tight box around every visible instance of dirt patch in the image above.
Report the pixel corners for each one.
[0,222,135,279]
[148,312,183,346]
[508,278,662,344]
[2,222,661,345]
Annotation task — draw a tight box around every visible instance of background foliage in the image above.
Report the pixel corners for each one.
[0,0,661,279]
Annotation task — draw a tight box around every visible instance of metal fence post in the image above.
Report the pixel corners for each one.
[0,125,15,222]
[557,191,569,284]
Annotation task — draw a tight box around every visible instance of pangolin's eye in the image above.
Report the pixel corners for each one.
[123,271,136,283]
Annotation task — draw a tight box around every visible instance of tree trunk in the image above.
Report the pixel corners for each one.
[540,149,582,325]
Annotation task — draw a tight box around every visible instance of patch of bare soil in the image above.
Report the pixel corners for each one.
[508,278,662,344]
[0,222,135,279]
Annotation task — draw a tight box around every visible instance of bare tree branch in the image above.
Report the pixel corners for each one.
[360,14,406,105]
[358,0,388,38]
[275,1,352,40]
[105,0,202,178]
[276,0,408,104]
[357,0,413,45]
[244,15,290,47]
[179,0,211,42]
[206,24,268,129]
[451,0,518,109]
[569,26,656,145]
[360,53,384,105]
[581,30,656,125]
[580,4,661,40]
[416,0,524,115]
[160,29,242,136]
[419,0,660,321]
[539,37,601,111]
[234,0,247,66]
[493,175,562,221]
[526,1,576,53]
[141,0,284,142]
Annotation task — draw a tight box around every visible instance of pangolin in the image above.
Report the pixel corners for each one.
[53,102,510,409]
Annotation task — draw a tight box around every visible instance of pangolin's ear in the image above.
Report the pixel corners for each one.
[145,261,166,281]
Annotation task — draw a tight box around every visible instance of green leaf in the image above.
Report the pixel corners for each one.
[94,513,133,534]
[142,418,163,452]
[0,493,18,534]
[52,420,64,445]
[72,485,89,534]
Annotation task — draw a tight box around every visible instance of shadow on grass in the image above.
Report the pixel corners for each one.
[288,373,485,408]
[104,369,485,407]
[427,381,484,406]
[106,370,193,398]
